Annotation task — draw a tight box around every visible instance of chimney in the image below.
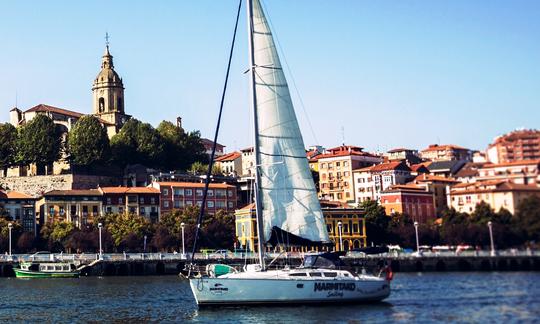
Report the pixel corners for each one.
[176,116,182,129]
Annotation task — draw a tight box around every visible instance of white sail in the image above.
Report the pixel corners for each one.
[250,0,330,244]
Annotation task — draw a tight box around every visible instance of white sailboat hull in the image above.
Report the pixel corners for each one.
[189,270,391,306]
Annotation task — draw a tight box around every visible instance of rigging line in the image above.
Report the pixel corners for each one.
[189,0,243,265]
[259,0,320,145]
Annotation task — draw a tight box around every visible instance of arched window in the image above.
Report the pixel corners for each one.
[98,97,105,113]
[117,97,123,112]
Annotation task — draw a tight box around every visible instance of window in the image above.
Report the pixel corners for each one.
[106,197,112,204]
[324,272,337,277]
[128,195,137,203]
[119,197,123,204]
[106,207,112,213]
[309,272,322,277]
[289,273,307,277]
[196,189,203,197]
[321,163,327,169]
[216,201,226,208]
[196,201,203,207]
[186,201,193,206]
[174,188,184,196]
[185,189,193,196]
[119,207,124,213]
[216,189,226,197]
[163,188,169,196]
[344,171,350,177]
[140,207,146,215]
[207,201,214,208]
[150,197,156,204]
[228,201,234,208]
[163,201,170,208]
[174,200,183,208]
[208,189,214,197]
[228,190,233,197]
[139,197,145,204]
[327,224,333,233]
[343,161,349,167]
[352,223,359,233]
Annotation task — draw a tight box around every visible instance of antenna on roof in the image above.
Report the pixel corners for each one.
[105,32,110,47]
[15,90,18,108]
[341,126,345,145]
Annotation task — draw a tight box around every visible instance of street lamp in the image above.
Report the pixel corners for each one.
[144,235,147,253]
[181,222,185,259]
[414,221,420,254]
[488,221,495,257]
[8,223,13,256]
[337,221,343,251]
[98,222,103,260]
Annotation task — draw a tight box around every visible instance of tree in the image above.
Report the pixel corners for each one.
[100,213,152,250]
[0,218,22,252]
[514,195,540,241]
[16,115,61,172]
[470,201,495,224]
[0,123,18,175]
[189,161,207,174]
[67,115,111,166]
[359,200,389,245]
[110,119,164,168]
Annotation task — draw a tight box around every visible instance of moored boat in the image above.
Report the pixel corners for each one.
[14,262,80,278]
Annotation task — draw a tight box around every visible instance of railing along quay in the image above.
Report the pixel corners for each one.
[1,250,539,277]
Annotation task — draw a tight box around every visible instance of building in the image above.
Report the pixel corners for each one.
[5,41,130,177]
[240,147,255,177]
[352,161,412,204]
[487,129,540,164]
[420,144,472,162]
[409,174,459,214]
[201,138,225,158]
[476,160,540,185]
[99,187,160,222]
[306,145,325,172]
[454,162,486,183]
[385,148,422,164]
[426,160,466,178]
[215,152,242,177]
[0,191,37,234]
[447,180,540,214]
[380,184,436,223]
[151,181,237,215]
[91,43,131,136]
[38,190,103,228]
[318,145,382,203]
[235,204,367,252]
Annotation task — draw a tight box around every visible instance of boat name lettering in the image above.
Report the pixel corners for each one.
[314,282,356,292]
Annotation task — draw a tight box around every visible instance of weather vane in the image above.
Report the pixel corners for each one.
[105,32,110,47]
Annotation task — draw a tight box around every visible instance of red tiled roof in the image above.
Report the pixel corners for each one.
[5,191,33,199]
[215,152,241,162]
[450,181,540,194]
[43,189,102,196]
[24,104,115,125]
[421,144,468,152]
[414,174,459,183]
[410,163,430,172]
[370,161,411,172]
[155,181,235,189]
[481,159,540,168]
[100,187,159,194]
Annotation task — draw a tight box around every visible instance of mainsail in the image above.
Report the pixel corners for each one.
[250,0,330,244]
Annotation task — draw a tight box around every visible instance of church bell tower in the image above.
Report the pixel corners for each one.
[92,34,130,135]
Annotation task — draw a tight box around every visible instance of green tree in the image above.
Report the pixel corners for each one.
[470,201,495,224]
[189,161,207,174]
[67,115,111,166]
[359,200,389,245]
[111,119,164,168]
[514,195,540,241]
[0,123,18,175]
[0,218,23,252]
[16,115,61,171]
[99,213,152,250]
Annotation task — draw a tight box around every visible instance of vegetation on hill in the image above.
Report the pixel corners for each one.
[67,115,111,166]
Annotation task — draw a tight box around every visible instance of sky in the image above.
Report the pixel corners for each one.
[1,0,539,154]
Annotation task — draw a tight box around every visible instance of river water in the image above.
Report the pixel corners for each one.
[1,272,539,323]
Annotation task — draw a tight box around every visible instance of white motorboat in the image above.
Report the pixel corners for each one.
[188,0,392,306]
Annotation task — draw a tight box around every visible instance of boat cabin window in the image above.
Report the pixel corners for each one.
[343,273,350,277]
[63,265,69,271]
[47,266,54,271]
[309,272,322,277]
[55,266,62,271]
[324,272,337,277]
[289,273,307,277]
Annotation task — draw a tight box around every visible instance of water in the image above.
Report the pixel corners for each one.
[1,272,539,323]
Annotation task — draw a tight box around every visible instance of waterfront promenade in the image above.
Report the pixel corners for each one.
[1,250,539,277]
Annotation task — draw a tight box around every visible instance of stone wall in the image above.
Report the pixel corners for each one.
[0,174,121,197]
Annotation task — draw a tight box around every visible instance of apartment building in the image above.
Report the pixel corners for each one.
[100,187,160,222]
[380,184,436,223]
[352,161,412,204]
[215,151,242,177]
[487,129,540,164]
[420,144,472,162]
[318,145,381,203]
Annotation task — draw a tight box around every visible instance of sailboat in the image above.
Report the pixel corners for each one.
[188,0,391,305]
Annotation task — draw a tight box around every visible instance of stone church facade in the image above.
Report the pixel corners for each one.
[4,43,130,178]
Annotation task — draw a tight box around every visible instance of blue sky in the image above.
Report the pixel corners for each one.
[1,0,539,153]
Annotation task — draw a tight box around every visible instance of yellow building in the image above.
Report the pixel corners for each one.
[37,189,103,228]
[235,204,366,252]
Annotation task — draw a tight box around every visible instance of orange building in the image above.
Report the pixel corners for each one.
[380,184,436,223]
[420,144,471,162]
[318,145,381,204]
[487,129,540,164]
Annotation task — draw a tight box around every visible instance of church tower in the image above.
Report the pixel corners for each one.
[92,35,130,135]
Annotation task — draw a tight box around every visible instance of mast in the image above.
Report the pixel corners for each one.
[247,0,266,270]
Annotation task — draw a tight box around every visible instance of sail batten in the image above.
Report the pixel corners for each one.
[251,0,330,244]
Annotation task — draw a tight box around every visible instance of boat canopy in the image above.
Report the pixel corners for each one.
[302,252,346,269]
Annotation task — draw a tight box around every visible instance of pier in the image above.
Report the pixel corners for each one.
[1,251,540,277]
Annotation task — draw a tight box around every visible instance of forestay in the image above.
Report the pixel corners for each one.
[250,0,330,244]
